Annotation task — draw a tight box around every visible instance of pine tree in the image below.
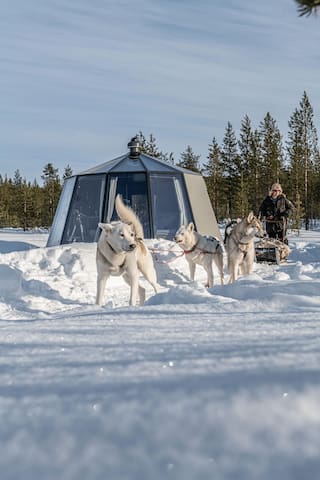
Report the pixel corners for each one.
[11,170,25,227]
[203,137,224,218]
[137,131,174,163]
[30,180,43,228]
[259,112,284,193]
[146,133,161,157]
[177,145,200,172]
[313,148,320,218]
[41,163,61,226]
[63,164,73,180]
[287,108,304,205]
[249,129,264,212]
[220,122,240,218]
[21,180,35,230]
[238,115,253,216]
[287,92,319,229]
[0,175,9,226]
[137,131,161,157]
[160,151,175,165]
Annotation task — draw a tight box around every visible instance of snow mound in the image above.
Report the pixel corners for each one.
[0,265,23,298]
[1,232,320,319]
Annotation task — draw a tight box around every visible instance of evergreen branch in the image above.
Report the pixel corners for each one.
[295,0,320,17]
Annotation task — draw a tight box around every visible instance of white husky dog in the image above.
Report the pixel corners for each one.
[96,195,158,306]
[224,212,265,283]
[174,223,224,287]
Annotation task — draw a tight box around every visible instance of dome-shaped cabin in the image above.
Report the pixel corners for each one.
[47,137,221,246]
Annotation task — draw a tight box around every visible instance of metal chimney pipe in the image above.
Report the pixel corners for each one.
[127,136,141,158]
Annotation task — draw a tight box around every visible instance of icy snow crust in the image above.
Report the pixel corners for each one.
[0,228,320,479]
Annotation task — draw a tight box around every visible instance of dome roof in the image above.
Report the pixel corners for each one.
[78,152,199,176]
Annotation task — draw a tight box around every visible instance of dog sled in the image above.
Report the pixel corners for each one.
[255,218,290,265]
[255,237,290,265]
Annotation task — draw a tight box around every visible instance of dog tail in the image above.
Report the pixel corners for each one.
[115,194,145,240]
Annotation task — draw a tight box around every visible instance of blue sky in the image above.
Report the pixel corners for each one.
[1,0,320,182]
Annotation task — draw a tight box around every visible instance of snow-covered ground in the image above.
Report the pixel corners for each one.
[0,227,319,480]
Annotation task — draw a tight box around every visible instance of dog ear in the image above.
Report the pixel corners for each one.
[187,222,195,232]
[98,222,113,234]
[247,212,254,222]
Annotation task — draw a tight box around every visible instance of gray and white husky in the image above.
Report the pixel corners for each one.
[174,222,224,287]
[96,195,158,306]
[224,212,265,283]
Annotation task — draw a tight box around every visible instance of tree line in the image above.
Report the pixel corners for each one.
[1,91,319,230]
[139,92,320,229]
[0,164,72,229]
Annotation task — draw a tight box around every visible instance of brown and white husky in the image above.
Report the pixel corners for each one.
[224,212,265,283]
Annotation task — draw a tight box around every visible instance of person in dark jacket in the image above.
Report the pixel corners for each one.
[258,183,294,243]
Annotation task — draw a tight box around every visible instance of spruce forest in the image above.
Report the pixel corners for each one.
[1,92,319,230]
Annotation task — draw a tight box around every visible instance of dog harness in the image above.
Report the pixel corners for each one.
[184,236,222,255]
